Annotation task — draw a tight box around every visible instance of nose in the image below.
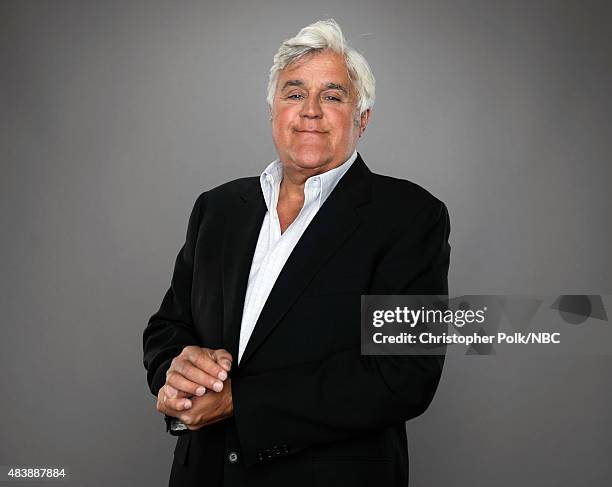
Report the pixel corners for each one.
[300,95,323,119]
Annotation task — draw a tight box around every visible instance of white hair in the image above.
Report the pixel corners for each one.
[267,19,376,115]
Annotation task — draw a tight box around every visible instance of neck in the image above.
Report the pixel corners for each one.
[279,149,356,194]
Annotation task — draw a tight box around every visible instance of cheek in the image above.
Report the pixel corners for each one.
[330,110,357,133]
[274,111,297,132]
[272,116,289,137]
[333,121,357,143]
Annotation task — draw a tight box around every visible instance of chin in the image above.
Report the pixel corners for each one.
[290,147,332,169]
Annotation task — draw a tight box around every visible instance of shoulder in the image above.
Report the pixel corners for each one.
[369,172,446,215]
[365,172,450,250]
[192,176,260,209]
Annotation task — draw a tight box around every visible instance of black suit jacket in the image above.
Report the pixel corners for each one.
[143,153,450,487]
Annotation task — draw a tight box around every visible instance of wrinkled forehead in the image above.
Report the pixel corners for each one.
[277,50,355,92]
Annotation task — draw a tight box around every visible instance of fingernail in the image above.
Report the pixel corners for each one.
[221,359,232,370]
[196,386,206,396]
[218,370,228,381]
[184,400,192,409]
[213,381,223,392]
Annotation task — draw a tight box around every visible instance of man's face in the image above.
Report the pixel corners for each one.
[271,50,370,173]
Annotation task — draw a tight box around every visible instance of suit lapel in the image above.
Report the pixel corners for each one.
[221,181,266,361]
[238,155,372,367]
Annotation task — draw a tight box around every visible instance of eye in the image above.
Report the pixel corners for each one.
[287,93,304,100]
[324,95,341,102]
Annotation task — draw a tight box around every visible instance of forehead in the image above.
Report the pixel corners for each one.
[278,50,352,87]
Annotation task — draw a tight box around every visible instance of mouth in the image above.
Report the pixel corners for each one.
[295,130,327,134]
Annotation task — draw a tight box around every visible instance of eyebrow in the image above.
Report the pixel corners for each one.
[325,82,349,95]
[281,79,350,95]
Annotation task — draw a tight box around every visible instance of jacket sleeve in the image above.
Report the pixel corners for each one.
[231,199,451,467]
[143,192,206,397]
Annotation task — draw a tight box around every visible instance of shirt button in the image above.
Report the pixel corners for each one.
[228,451,238,464]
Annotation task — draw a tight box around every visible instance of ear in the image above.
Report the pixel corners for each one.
[359,109,371,136]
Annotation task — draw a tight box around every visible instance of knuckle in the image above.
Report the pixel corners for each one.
[180,363,196,381]
[168,358,178,372]
[193,355,208,371]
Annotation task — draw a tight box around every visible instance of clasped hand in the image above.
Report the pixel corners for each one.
[156,346,234,431]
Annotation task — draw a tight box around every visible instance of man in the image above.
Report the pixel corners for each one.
[143,18,450,487]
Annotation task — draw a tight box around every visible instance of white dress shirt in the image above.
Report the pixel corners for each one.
[237,150,358,363]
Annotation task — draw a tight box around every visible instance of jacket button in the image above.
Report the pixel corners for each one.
[228,452,238,464]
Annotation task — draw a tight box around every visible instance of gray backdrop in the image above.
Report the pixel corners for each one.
[1,1,611,485]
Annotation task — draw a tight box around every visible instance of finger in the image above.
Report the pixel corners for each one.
[167,369,211,396]
[211,349,233,372]
[163,394,193,411]
[175,360,224,392]
[156,386,192,415]
[186,349,229,383]
[165,384,189,399]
